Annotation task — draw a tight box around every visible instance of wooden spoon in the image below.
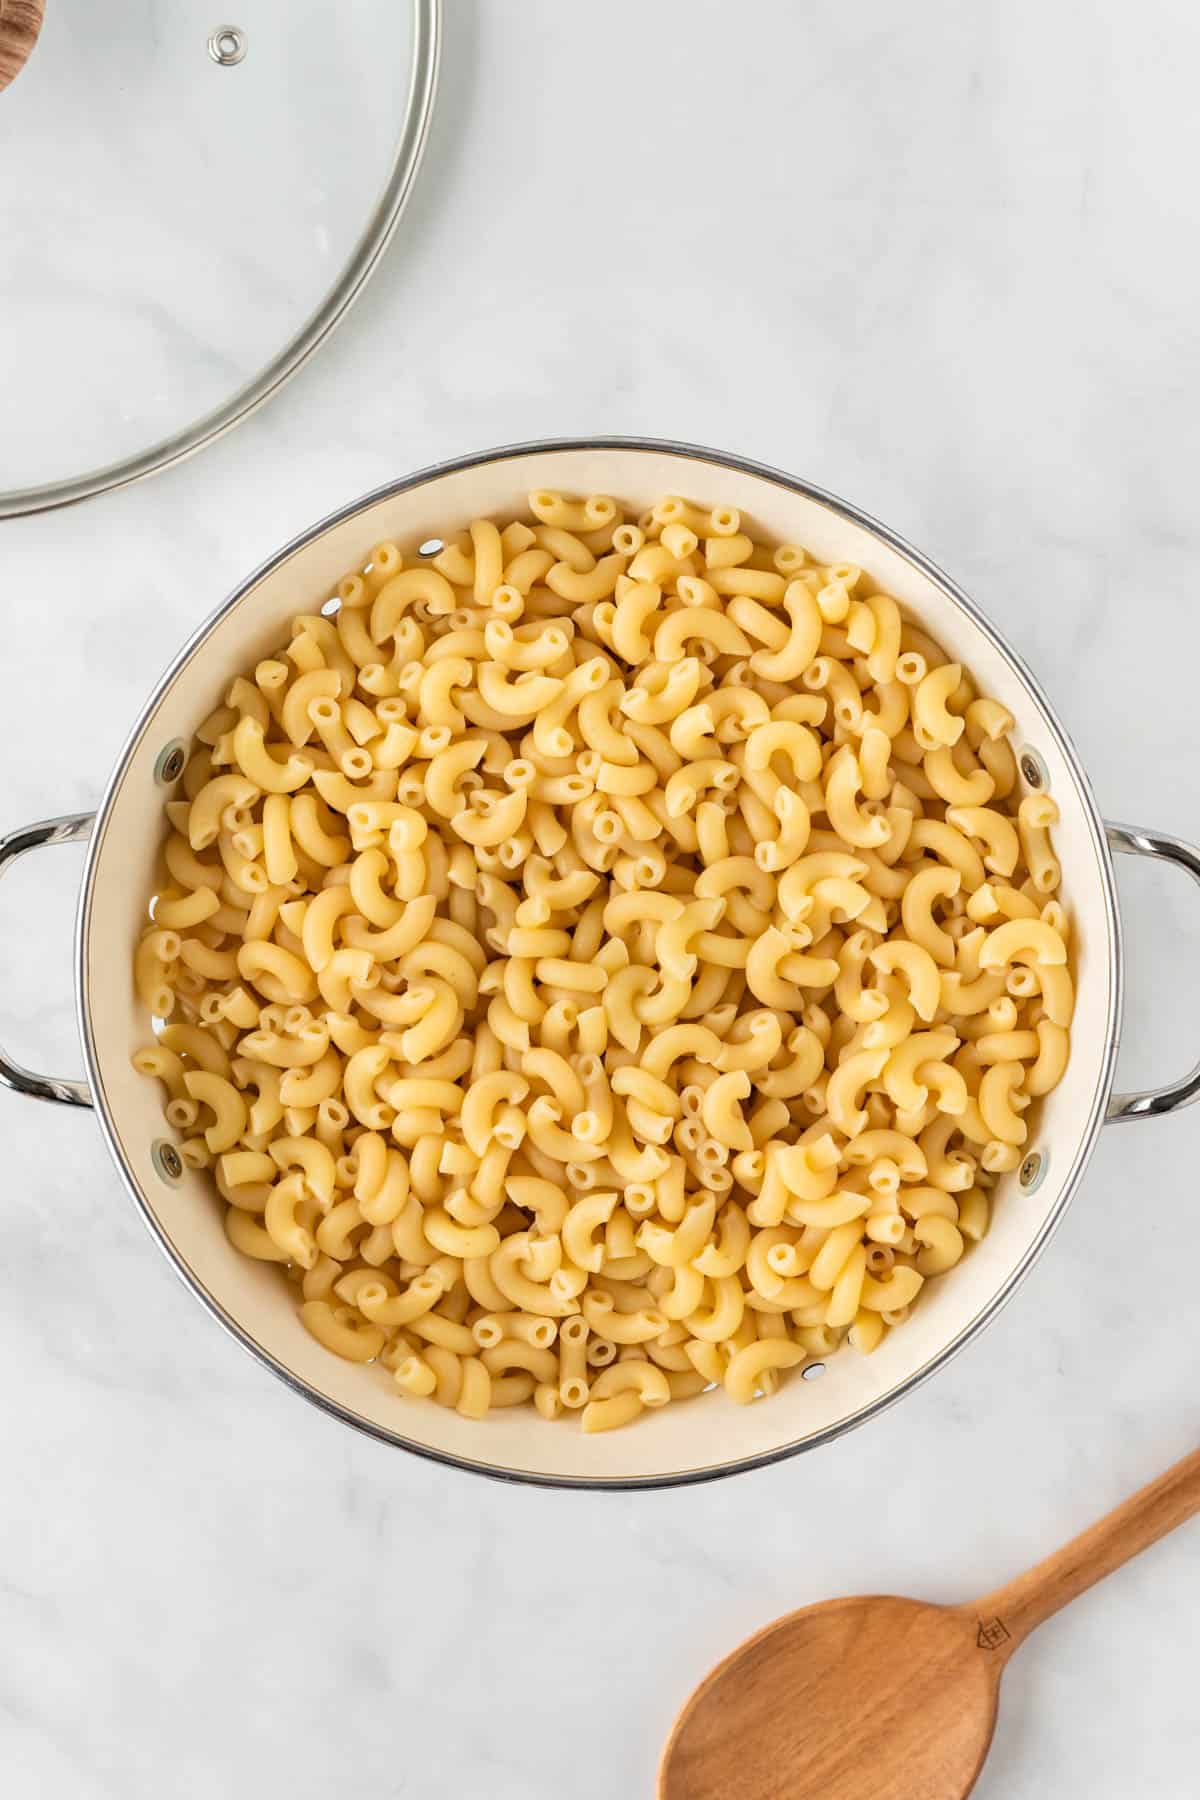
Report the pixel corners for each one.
[660,1446,1200,1800]
[0,0,44,92]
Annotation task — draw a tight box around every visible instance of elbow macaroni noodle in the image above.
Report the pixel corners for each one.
[134,491,1074,1433]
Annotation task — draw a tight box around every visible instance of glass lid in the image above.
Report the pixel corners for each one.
[0,0,439,515]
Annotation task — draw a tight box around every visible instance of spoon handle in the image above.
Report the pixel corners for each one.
[970,1446,1200,1658]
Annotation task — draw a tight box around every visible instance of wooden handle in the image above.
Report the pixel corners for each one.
[970,1447,1200,1658]
[0,0,45,92]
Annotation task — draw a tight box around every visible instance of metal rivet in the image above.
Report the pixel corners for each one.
[154,741,188,785]
[1019,1150,1046,1193]
[1019,749,1048,790]
[418,538,444,557]
[801,1362,826,1381]
[152,1140,184,1183]
[208,25,247,65]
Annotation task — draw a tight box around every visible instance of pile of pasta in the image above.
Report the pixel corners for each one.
[134,490,1073,1433]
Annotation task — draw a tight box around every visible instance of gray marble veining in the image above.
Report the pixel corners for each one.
[2,3,1199,1795]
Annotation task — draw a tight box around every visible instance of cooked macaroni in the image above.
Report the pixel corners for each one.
[134,490,1074,1432]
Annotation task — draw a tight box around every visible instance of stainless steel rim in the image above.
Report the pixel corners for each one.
[0,0,441,520]
[73,436,1125,1489]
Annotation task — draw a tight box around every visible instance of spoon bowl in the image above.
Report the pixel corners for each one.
[660,1447,1200,1800]
[0,0,45,92]
[660,1595,1000,1800]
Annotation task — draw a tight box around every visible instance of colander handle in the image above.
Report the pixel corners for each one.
[0,812,94,1108]
[1106,821,1200,1122]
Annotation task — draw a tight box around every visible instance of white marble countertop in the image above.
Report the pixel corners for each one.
[3,3,1199,1795]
